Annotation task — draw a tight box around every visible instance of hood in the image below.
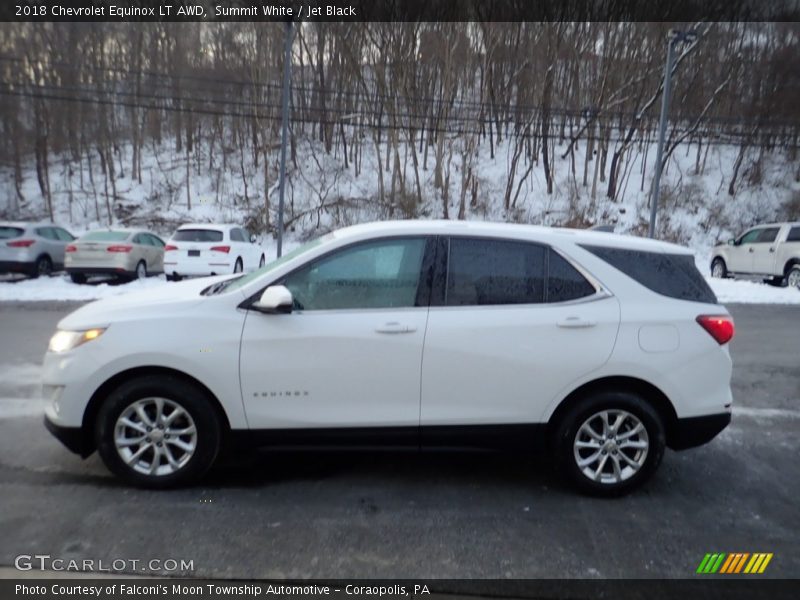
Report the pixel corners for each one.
[57,275,235,330]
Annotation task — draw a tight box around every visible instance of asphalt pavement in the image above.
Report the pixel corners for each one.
[0,302,797,579]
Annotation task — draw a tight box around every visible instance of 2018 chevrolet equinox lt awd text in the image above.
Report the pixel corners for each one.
[42,220,734,496]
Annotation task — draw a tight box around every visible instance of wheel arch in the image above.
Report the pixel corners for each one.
[783,257,800,276]
[81,366,232,453]
[546,375,679,446]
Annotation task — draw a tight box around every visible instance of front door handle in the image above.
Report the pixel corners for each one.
[375,322,416,334]
[748,248,754,253]
[557,317,598,329]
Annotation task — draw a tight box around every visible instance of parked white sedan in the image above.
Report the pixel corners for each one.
[164,224,266,280]
[43,220,734,496]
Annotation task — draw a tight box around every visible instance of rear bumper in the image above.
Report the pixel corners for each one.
[0,260,33,274]
[44,414,92,458]
[668,412,731,450]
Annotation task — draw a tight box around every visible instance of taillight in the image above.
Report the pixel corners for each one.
[164,244,178,251]
[65,244,77,253]
[696,315,735,345]
[210,245,231,253]
[7,239,35,248]
[107,245,133,253]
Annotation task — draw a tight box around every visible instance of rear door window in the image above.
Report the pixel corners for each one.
[230,228,246,242]
[581,245,717,304]
[53,228,75,241]
[446,238,545,306]
[173,229,224,243]
[35,227,58,240]
[756,228,780,243]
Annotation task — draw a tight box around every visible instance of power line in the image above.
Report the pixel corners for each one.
[1,54,794,130]
[2,86,798,149]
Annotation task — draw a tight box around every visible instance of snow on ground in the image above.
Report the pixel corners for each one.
[0,275,169,302]
[707,278,800,305]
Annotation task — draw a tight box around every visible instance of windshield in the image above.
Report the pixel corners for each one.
[173,229,224,242]
[205,236,328,296]
[81,231,130,242]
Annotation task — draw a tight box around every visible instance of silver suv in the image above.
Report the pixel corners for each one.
[0,222,76,278]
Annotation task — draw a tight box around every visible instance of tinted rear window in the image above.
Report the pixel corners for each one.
[788,227,800,242]
[173,229,224,242]
[82,231,130,242]
[447,238,545,305]
[0,227,23,239]
[581,245,717,304]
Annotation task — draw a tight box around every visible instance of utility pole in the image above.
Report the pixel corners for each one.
[648,29,697,239]
[276,19,293,257]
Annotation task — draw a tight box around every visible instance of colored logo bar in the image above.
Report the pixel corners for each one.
[696,553,773,574]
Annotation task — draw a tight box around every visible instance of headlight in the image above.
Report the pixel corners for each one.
[48,328,106,353]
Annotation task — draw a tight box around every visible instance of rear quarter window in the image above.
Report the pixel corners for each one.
[581,245,717,304]
[787,227,800,242]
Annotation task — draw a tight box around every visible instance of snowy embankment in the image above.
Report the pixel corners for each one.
[0,272,798,304]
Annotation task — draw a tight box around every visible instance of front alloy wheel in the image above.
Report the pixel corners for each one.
[114,397,197,476]
[95,375,220,487]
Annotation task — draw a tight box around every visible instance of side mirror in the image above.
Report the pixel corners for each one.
[250,234,257,243]
[727,238,736,246]
[252,285,292,314]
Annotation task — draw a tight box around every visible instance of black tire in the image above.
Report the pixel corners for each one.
[553,391,666,497]
[94,375,221,488]
[785,265,800,289]
[31,255,53,278]
[233,257,243,273]
[135,260,147,280]
[710,257,728,279]
[69,272,87,284]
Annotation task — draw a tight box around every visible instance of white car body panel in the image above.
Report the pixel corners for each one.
[42,220,733,447]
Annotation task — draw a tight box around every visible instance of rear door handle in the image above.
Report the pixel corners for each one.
[769,247,775,253]
[557,317,597,329]
[748,248,754,253]
[375,322,416,334]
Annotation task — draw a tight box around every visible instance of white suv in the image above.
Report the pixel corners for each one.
[164,223,266,280]
[42,221,734,496]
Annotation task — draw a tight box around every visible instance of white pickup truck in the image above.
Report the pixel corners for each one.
[711,222,800,288]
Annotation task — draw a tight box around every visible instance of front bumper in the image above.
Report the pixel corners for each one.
[44,414,93,457]
[668,412,731,450]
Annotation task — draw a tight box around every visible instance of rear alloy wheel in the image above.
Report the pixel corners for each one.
[710,257,727,279]
[135,260,147,280]
[554,392,665,496]
[32,255,52,278]
[95,375,221,488]
[787,266,800,289]
[234,258,243,273]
